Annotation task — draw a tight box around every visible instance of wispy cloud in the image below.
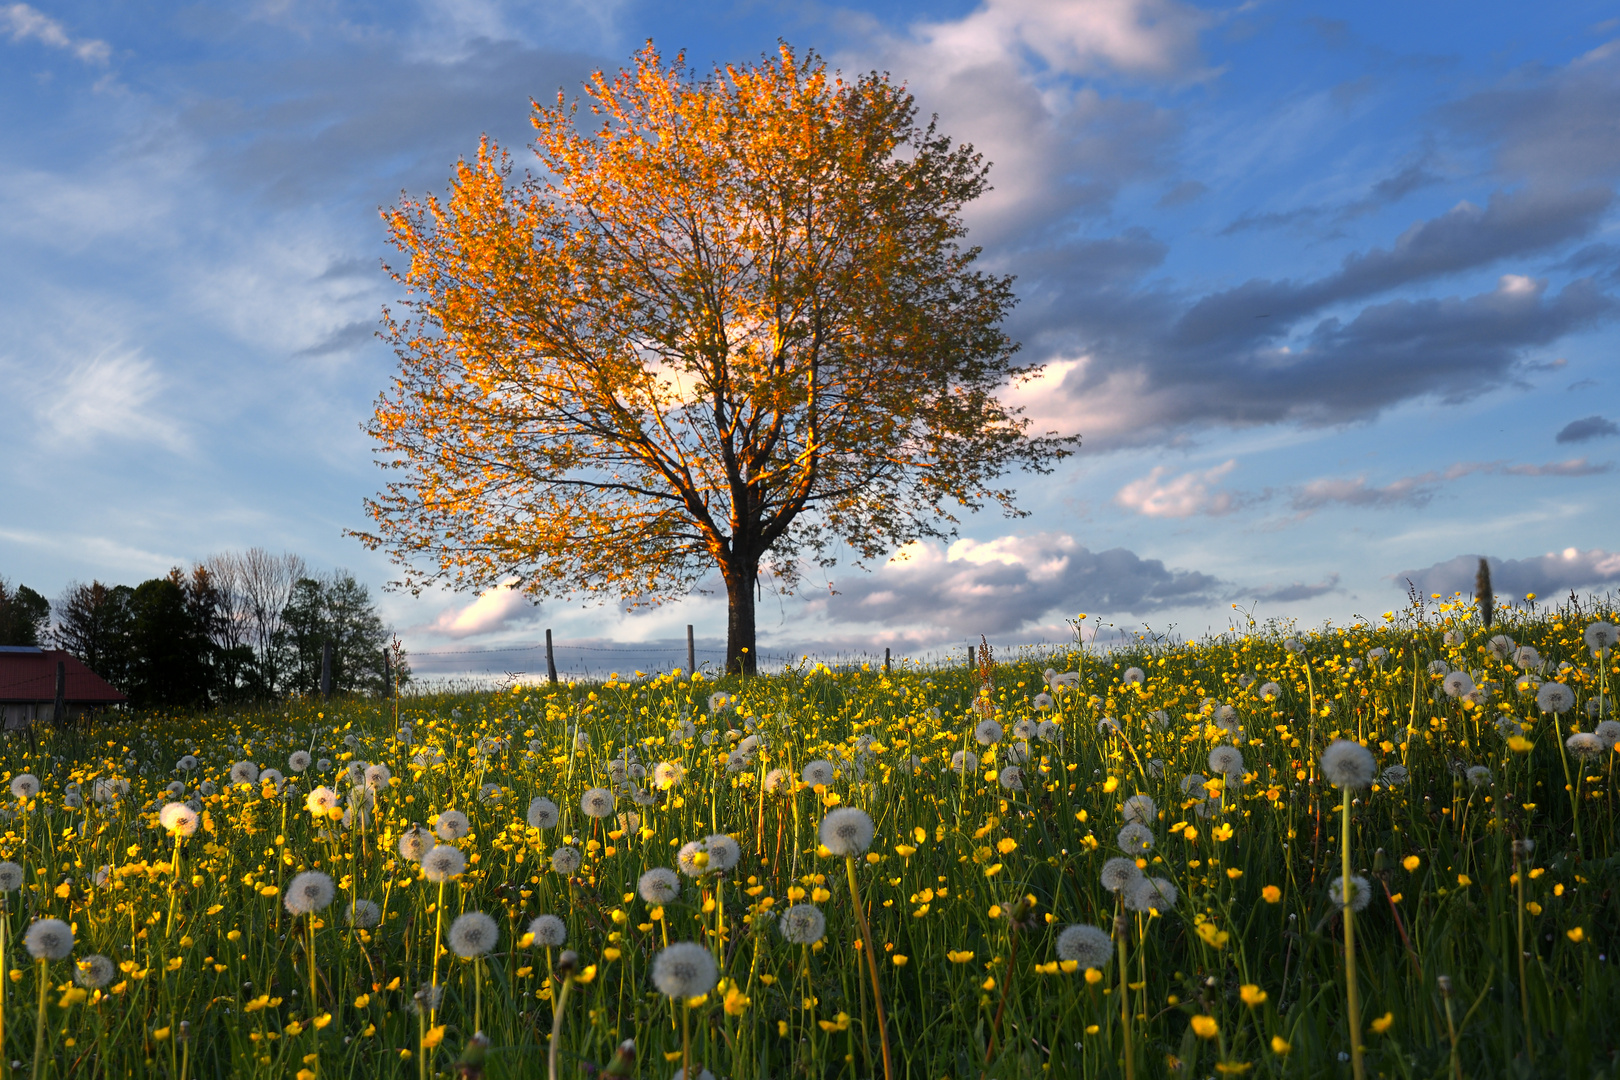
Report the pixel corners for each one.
[1,4,110,64]
[34,349,187,452]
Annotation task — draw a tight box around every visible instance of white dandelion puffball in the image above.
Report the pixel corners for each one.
[677,841,709,877]
[1097,718,1120,735]
[1427,660,1450,676]
[617,811,641,835]
[529,914,567,947]
[1465,765,1493,788]
[176,756,198,773]
[1442,670,1477,699]
[1208,745,1245,777]
[1567,732,1604,761]
[1258,682,1281,701]
[573,731,591,750]
[1595,720,1620,751]
[1320,740,1376,790]
[708,691,732,713]
[1180,773,1207,795]
[652,942,718,1000]
[1516,674,1542,696]
[1283,638,1303,654]
[1330,874,1372,913]
[1149,710,1171,731]
[551,846,583,875]
[0,862,23,891]
[1117,823,1155,854]
[998,765,1025,791]
[344,761,367,787]
[284,871,336,916]
[399,825,432,862]
[581,787,615,819]
[1050,671,1081,690]
[10,774,39,800]
[1367,647,1387,663]
[1125,876,1178,914]
[654,762,686,790]
[365,764,392,790]
[1514,646,1542,670]
[638,867,681,904]
[74,954,115,989]
[24,919,73,961]
[1586,621,1618,655]
[347,899,382,929]
[1100,856,1143,894]
[435,810,470,841]
[764,768,790,794]
[1033,692,1053,711]
[950,750,980,774]
[779,903,826,945]
[1537,682,1574,714]
[449,911,498,958]
[1037,720,1062,743]
[1380,765,1410,787]
[159,802,200,838]
[1487,635,1515,660]
[1056,924,1113,968]
[317,758,332,772]
[259,768,284,792]
[820,807,875,856]
[1121,794,1156,825]
[705,834,741,873]
[229,761,259,786]
[421,845,467,883]
[1122,667,1144,685]
[527,797,559,829]
[306,786,340,817]
[973,719,1003,746]
[1011,719,1036,740]
[802,760,835,787]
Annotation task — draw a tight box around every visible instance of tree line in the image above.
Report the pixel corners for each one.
[0,549,408,709]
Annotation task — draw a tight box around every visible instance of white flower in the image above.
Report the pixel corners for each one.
[1319,740,1375,790]
[176,756,198,773]
[159,802,200,838]
[528,914,567,947]
[1055,924,1112,968]
[0,862,23,891]
[1465,765,1493,788]
[705,834,741,873]
[819,807,875,856]
[1537,682,1574,714]
[229,761,259,786]
[259,768,285,792]
[421,845,467,883]
[1117,824,1154,854]
[802,760,835,787]
[950,750,979,775]
[1330,874,1372,913]
[1513,646,1542,670]
[1036,720,1062,743]
[764,768,790,794]
[1049,671,1081,690]
[1442,671,1475,699]
[1033,692,1053,711]
[449,911,498,958]
[551,847,582,875]
[779,904,826,945]
[1595,720,1620,751]
[1486,635,1515,660]
[1121,794,1156,826]
[1366,648,1387,663]
[1124,876,1178,913]
[317,758,332,772]
[1567,732,1604,761]
[1208,745,1244,777]
[1379,765,1409,787]
[708,692,732,714]
[74,954,115,989]
[1258,682,1281,701]
[344,761,368,787]
[652,942,718,999]
[997,765,1024,791]
[435,810,470,841]
[346,899,381,928]
[305,787,340,817]
[284,871,336,916]
[1122,667,1145,684]
[1100,857,1142,893]
[973,719,1003,745]
[580,787,615,819]
[365,764,392,790]
[10,774,39,800]
[638,868,681,904]
[399,825,432,862]
[676,841,710,877]
[23,919,73,961]
[527,797,559,829]
[654,762,685,790]
[1585,621,1618,656]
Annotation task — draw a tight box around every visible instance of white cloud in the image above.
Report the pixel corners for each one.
[1400,548,1620,599]
[910,0,1207,81]
[1,4,110,64]
[1114,458,1239,517]
[36,348,186,452]
[425,582,535,638]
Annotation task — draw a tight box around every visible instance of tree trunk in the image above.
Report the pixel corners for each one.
[722,558,758,677]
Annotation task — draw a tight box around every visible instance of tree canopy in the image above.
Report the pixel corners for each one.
[360,44,1075,673]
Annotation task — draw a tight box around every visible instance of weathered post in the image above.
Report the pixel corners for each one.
[320,642,333,697]
[52,659,66,728]
[686,625,696,676]
[545,629,558,686]
[884,648,891,674]
[968,645,975,669]
[383,650,393,698]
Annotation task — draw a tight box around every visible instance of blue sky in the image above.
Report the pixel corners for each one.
[2,0,1617,678]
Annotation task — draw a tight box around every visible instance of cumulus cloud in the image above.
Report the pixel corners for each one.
[816,533,1221,636]
[426,582,535,638]
[1,4,110,64]
[1400,549,1620,599]
[1114,459,1241,517]
[1556,415,1619,443]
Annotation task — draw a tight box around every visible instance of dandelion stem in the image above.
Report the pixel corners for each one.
[843,856,894,1080]
[1341,786,1364,1080]
[547,973,573,1080]
[30,959,47,1080]
[1115,908,1133,1080]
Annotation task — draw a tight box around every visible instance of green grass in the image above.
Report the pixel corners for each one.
[1,595,1617,1078]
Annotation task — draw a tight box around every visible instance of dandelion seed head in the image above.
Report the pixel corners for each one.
[1330,874,1372,912]
[527,797,559,829]
[449,911,498,958]
[1121,794,1156,825]
[819,807,875,856]
[779,903,826,945]
[651,942,718,999]
[973,720,1003,745]
[638,867,680,904]
[705,834,740,873]
[1567,732,1604,761]
[1537,682,1574,714]
[550,847,582,875]
[1124,876,1178,913]
[1056,924,1113,968]
[347,899,382,929]
[1117,823,1155,854]
[1320,740,1375,790]
[434,810,470,841]
[23,919,73,961]
[950,750,979,774]
[1208,745,1245,777]
[528,914,567,947]
[1100,857,1143,893]
[159,802,200,837]
[399,825,432,862]
[74,954,115,989]
[421,845,467,883]
[283,871,335,916]
[228,761,259,786]
[802,760,835,787]
[997,765,1024,791]
[581,787,615,819]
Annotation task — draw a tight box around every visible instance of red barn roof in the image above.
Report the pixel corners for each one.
[0,648,126,704]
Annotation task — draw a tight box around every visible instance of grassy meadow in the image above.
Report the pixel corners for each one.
[3,596,1619,1079]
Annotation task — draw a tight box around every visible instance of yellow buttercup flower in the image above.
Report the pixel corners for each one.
[1190,1015,1218,1039]
[1261,885,1281,903]
[1239,984,1267,1006]
[1371,1012,1394,1034]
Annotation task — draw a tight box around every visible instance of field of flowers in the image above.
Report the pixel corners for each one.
[2,596,1618,1079]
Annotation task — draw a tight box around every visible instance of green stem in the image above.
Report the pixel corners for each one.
[844,857,894,1080]
[1342,788,1364,1080]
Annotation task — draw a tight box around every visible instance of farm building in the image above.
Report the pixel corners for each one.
[0,646,125,728]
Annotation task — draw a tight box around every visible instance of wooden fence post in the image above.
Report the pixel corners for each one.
[545,629,558,685]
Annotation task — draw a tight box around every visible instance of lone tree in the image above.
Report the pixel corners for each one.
[358,44,1075,674]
